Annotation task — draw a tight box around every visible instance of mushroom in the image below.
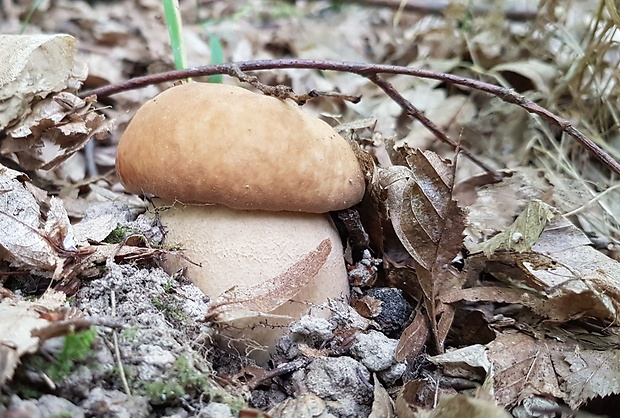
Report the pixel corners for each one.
[115,82,366,359]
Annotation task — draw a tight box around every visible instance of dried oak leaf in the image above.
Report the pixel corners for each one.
[0,164,132,282]
[0,34,81,129]
[471,200,554,255]
[394,307,429,362]
[424,394,512,418]
[2,93,107,170]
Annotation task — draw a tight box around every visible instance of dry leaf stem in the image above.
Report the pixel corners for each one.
[81,59,620,175]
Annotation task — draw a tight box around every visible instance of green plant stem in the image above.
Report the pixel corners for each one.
[208,34,224,83]
[20,0,43,34]
[163,0,186,70]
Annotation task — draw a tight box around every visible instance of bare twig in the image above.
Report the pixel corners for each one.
[247,357,312,390]
[228,65,360,105]
[111,290,131,396]
[80,59,620,175]
[316,0,538,21]
[367,74,501,179]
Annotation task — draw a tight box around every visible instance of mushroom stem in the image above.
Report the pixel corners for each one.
[155,202,350,361]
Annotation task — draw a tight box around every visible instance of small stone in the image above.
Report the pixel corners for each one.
[81,387,151,418]
[140,344,177,367]
[199,402,234,418]
[293,356,373,418]
[351,330,397,372]
[290,315,335,342]
[9,394,85,418]
[378,362,406,385]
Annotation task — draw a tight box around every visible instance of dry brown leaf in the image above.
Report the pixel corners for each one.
[352,295,384,318]
[71,200,140,245]
[430,344,491,382]
[0,164,60,270]
[395,307,430,362]
[268,394,331,418]
[425,394,512,418]
[455,168,553,249]
[3,93,107,170]
[379,149,466,351]
[70,244,166,274]
[468,202,620,321]
[394,380,432,417]
[472,200,554,255]
[44,196,76,252]
[362,165,410,265]
[0,34,107,171]
[0,290,68,385]
[487,332,564,407]
[492,59,559,95]
[209,239,331,320]
[369,375,395,418]
[0,164,102,282]
[397,95,477,151]
[457,167,618,254]
[440,286,536,309]
[552,348,620,409]
[0,34,81,129]
[431,333,569,409]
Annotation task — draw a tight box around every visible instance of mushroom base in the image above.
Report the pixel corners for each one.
[155,201,350,362]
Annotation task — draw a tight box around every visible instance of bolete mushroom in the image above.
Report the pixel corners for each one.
[115,82,366,359]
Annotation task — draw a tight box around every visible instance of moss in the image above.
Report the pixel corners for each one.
[51,413,73,418]
[215,390,249,416]
[9,329,96,400]
[48,328,96,381]
[120,325,140,340]
[102,225,134,244]
[144,380,186,404]
[10,379,44,400]
[140,356,211,405]
[152,295,188,322]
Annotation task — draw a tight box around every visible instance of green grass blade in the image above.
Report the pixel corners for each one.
[20,0,43,34]
[208,34,224,84]
[163,0,186,70]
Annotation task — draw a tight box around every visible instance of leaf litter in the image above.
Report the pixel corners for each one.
[0,1,620,417]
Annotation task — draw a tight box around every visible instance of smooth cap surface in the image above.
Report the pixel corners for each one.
[116,82,366,212]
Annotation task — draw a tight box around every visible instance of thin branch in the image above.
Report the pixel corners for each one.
[80,59,620,175]
[111,290,131,396]
[367,74,501,179]
[247,357,312,390]
[318,0,538,22]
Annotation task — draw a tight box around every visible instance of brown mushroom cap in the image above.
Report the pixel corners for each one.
[116,82,366,212]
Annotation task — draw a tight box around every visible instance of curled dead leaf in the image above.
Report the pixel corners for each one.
[0,34,108,170]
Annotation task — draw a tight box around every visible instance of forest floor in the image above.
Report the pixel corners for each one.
[0,1,619,417]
